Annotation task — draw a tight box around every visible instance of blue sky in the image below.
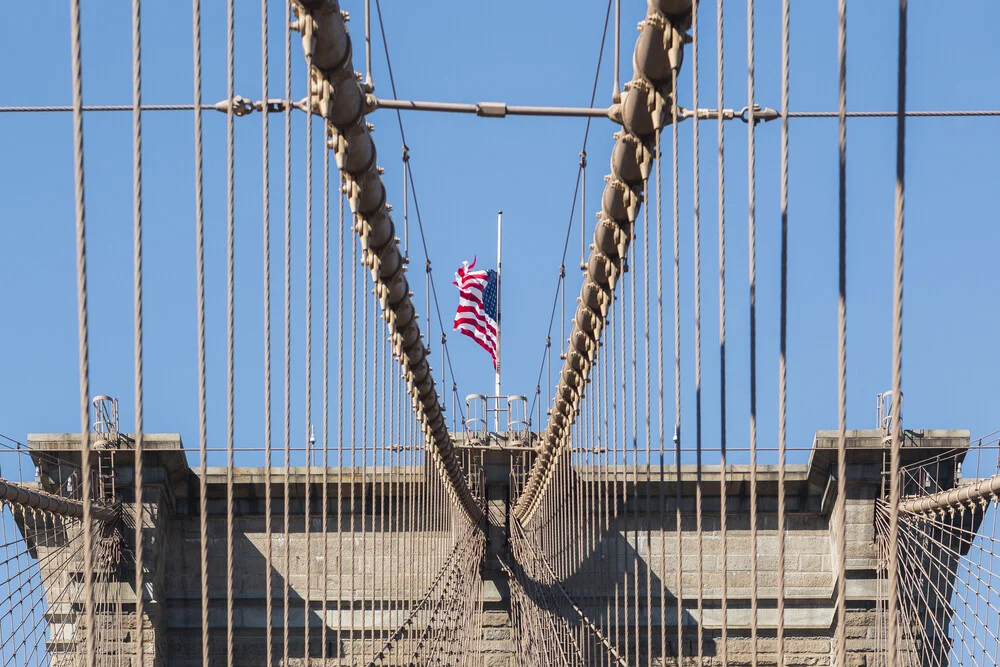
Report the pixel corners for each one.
[2,1,1000,475]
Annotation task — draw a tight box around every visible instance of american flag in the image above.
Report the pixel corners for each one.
[453,257,499,370]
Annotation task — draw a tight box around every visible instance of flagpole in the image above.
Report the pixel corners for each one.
[495,210,502,431]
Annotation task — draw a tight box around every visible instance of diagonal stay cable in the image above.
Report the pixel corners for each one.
[527,0,614,421]
[374,0,467,424]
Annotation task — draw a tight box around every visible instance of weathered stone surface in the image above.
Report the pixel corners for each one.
[19,429,972,664]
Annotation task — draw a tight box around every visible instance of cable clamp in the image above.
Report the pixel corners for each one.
[213,96,254,116]
[254,98,287,114]
[739,104,780,125]
[476,102,507,118]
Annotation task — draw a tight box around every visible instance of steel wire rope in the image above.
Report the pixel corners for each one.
[776,0,791,663]
[641,163,653,667]
[691,2,706,661]
[372,0,468,425]
[0,439,88,477]
[524,0,614,421]
[887,1,908,662]
[260,0,274,664]
[360,217,370,663]
[348,166,358,667]
[746,0,761,661]
[628,225,640,663]
[224,1,236,664]
[0,507,75,664]
[835,0,850,664]
[0,513,89,661]
[655,121,667,667]
[68,0,95,663]
[7,105,1000,118]
[321,99,331,666]
[715,0,729,661]
[191,1,210,662]
[597,312,611,657]
[130,0,146,662]
[302,18,314,660]
[0,513,93,651]
[282,0,293,661]
[611,280,622,661]
[336,174,345,663]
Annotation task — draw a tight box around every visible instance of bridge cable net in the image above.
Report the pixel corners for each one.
[509,1,1000,666]
[0,446,123,667]
[287,3,487,661]
[4,0,1000,665]
[510,1,699,663]
[1,0,485,664]
[875,437,1000,666]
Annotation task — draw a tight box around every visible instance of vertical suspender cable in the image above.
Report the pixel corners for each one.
[670,62,683,664]
[382,294,389,655]
[715,0,729,661]
[349,192,357,666]
[337,177,345,662]
[691,3,706,662]
[68,0,94,664]
[611,276,628,662]
[403,147,409,261]
[888,0,908,662]
[261,0,274,664]
[303,19,314,659]
[777,0,791,661]
[610,255,619,660]
[386,332,394,652]
[191,0,210,663]
[628,193,640,660]
[642,170,652,667]
[613,0,620,103]
[322,112,331,667]
[655,125,666,667]
[397,160,404,655]
[597,318,608,654]
[361,235,369,661]
[580,152,587,271]
[224,1,237,665]
[373,290,381,657]
[622,257,630,663]
[746,1,760,662]
[364,0,372,86]
[282,0,293,661]
[130,0,145,662]
[387,320,396,661]
[835,0,849,663]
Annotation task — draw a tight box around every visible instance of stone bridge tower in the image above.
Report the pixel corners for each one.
[18,428,972,665]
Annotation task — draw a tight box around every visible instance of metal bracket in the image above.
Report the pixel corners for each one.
[476,102,507,118]
[739,104,781,125]
[255,98,287,114]
[677,104,780,125]
[212,96,260,116]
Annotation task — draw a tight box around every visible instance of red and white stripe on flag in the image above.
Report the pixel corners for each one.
[453,257,498,370]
